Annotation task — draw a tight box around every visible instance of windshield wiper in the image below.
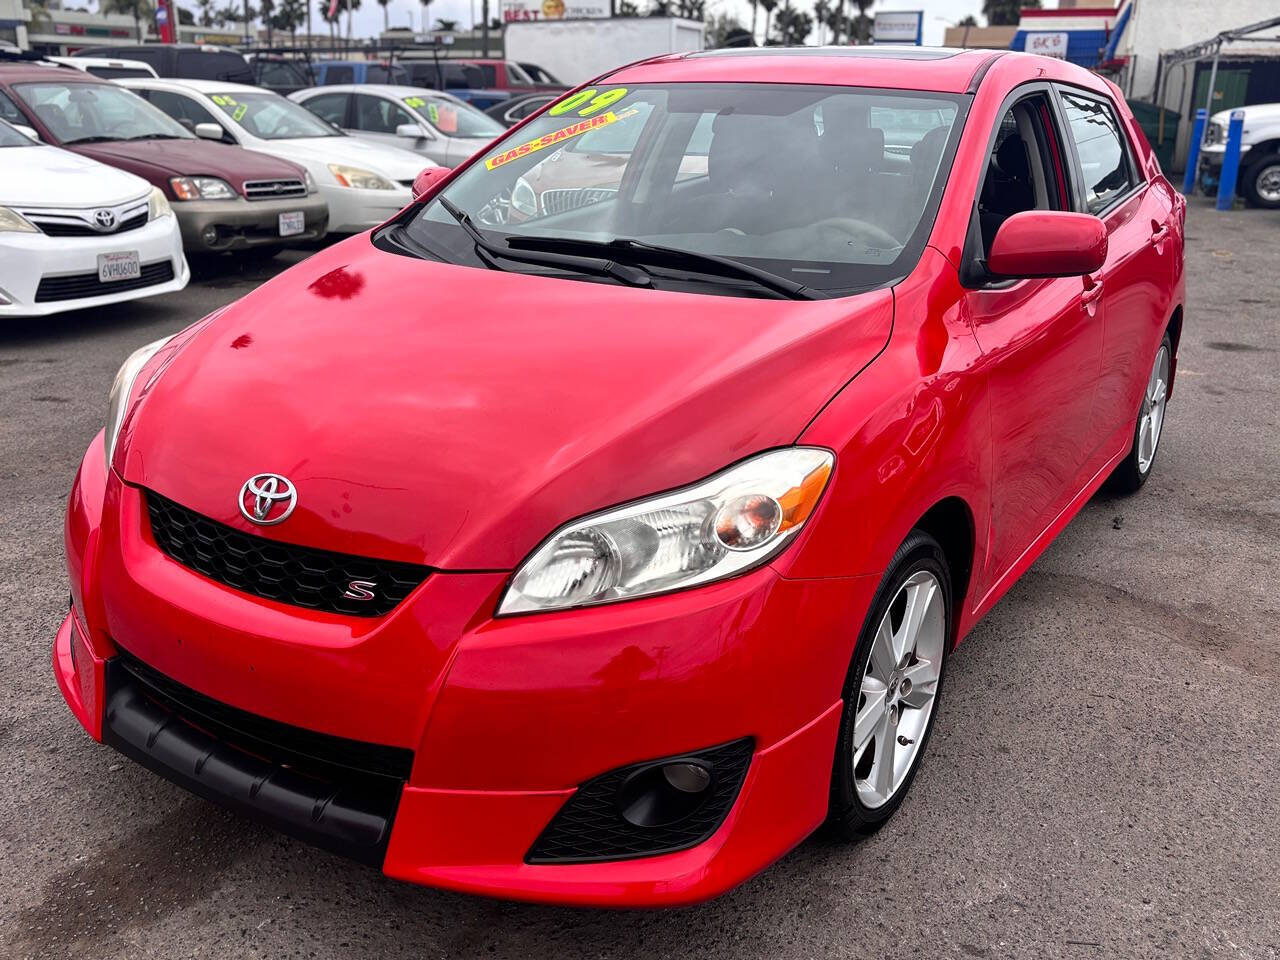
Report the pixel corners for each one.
[124,133,187,141]
[506,235,817,301]
[63,135,119,144]
[437,196,652,288]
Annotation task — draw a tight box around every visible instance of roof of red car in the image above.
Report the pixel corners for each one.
[606,47,1005,94]
[0,63,99,83]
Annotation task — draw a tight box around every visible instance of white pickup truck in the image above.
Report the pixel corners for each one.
[1198,102,1280,208]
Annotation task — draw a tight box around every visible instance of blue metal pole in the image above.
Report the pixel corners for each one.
[1182,108,1207,196]
[1216,109,1246,211]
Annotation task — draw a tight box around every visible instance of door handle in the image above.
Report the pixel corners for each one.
[1150,219,1170,243]
[1081,274,1104,306]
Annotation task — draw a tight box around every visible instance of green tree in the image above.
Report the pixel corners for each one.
[177,4,194,23]
[983,0,1037,27]
[616,0,639,13]
[772,4,811,44]
[706,11,749,47]
[434,17,459,29]
[195,0,215,25]
[268,0,306,40]
[418,0,431,34]
[376,0,390,32]
[101,0,153,40]
[812,0,826,44]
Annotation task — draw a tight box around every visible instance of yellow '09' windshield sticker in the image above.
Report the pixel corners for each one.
[484,110,622,171]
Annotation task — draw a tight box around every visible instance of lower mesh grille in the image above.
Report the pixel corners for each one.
[35,259,174,302]
[526,738,754,864]
[145,491,430,618]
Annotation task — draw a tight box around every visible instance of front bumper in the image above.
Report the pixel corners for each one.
[0,216,188,318]
[57,438,873,906]
[173,195,328,252]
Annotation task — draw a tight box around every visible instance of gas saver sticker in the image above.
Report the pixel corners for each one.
[483,110,624,171]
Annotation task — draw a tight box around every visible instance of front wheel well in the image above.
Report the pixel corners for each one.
[911,497,975,647]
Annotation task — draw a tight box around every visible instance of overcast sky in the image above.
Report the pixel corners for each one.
[334,0,1027,47]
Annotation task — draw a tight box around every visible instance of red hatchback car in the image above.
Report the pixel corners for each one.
[55,48,1184,907]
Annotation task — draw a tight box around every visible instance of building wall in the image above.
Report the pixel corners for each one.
[942,25,1016,50]
[1122,0,1280,100]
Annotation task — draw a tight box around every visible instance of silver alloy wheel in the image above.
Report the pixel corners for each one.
[853,570,945,809]
[1257,164,1280,204]
[1137,343,1170,474]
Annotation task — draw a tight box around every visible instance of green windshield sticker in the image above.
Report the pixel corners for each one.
[548,87,628,118]
[232,103,248,123]
[403,96,426,109]
[427,103,439,124]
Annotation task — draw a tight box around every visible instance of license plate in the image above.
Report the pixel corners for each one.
[278,211,305,237]
[97,251,140,283]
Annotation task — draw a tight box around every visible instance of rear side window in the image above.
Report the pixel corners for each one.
[176,51,252,83]
[1058,89,1136,215]
[303,92,348,127]
[323,65,355,85]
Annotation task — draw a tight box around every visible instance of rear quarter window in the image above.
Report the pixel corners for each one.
[176,51,253,83]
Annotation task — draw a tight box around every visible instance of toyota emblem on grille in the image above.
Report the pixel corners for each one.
[92,209,116,231]
[239,473,298,525]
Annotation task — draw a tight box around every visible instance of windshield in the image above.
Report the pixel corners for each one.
[401,83,963,296]
[13,81,191,144]
[0,120,31,147]
[209,90,340,139]
[401,93,504,138]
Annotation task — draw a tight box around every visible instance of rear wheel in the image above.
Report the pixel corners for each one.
[1242,153,1280,209]
[1107,333,1172,494]
[828,531,950,839]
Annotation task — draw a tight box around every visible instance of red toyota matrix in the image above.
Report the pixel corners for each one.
[56,48,1184,906]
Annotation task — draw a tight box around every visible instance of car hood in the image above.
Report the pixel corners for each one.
[119,236,892,570]
[1211,102,1280,127]
[262,135,434,178]
[0,144,148,207]
[445,136,492,167]
[72,138,305,188]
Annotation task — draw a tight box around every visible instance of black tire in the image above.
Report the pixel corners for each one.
[1106,331,1173,495]
[827,530,951,841]
[1241,153,1280,209]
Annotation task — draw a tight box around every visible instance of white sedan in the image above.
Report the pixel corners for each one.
[117,78,437,234]
[0,120,187,318]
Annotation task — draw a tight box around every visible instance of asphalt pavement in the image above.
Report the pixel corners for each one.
[1,204,1277,959]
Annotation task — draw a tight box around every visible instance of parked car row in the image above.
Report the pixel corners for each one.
[0,50,568,318]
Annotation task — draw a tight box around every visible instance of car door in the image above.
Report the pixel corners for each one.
[352,93,426,154]
[965,90,1106,582]
[1055,86,1176,449]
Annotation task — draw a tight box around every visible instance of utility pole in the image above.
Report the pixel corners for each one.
[481,0,489,57]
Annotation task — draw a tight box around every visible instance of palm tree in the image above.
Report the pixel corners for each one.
[101,0,153,40]
[418,0,431,32]
[435,17,459,29]
[812,0,826,45]
[748,0,757,44]
[757,0,776,44]
[983,0,1037,27]
[376,0,390,33]
[196,0,215,25]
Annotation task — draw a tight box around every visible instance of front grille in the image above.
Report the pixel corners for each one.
[540,187,617,216]
[145,491,430,618]
[243,178,308,200]
[32,211,149,237]
[527,738,754,864]
[34,259,174,303]
[104,647,412,865]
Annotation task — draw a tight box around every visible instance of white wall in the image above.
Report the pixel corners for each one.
[1124,0,1279,100]
[505,18,705,86]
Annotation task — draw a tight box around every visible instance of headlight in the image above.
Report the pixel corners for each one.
[304,168,317,193]
[511,176,537,217]
[499,447,834,615]
[104,336,173,469]
[169,176,237,201]
[328,163,396,190]
[147,186,172,220]
[0,205,38,233]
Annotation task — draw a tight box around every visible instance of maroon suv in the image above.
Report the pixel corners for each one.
[0,65,327,253]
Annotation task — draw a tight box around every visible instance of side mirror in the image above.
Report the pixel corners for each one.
[396,122,425,139]
[987,211,1107,279]
[194,122,225,141]
[411,165,450,200]
[14,124,40,142]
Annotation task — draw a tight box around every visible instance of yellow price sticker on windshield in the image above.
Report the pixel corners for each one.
[403,96,427,109]
[548,86,628,118]
[211,94,238,107]
[483,110,622,171]
[232,104,248,123]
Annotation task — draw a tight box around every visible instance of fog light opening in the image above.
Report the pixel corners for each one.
[618,760,715,828]
[201,225,219,246]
